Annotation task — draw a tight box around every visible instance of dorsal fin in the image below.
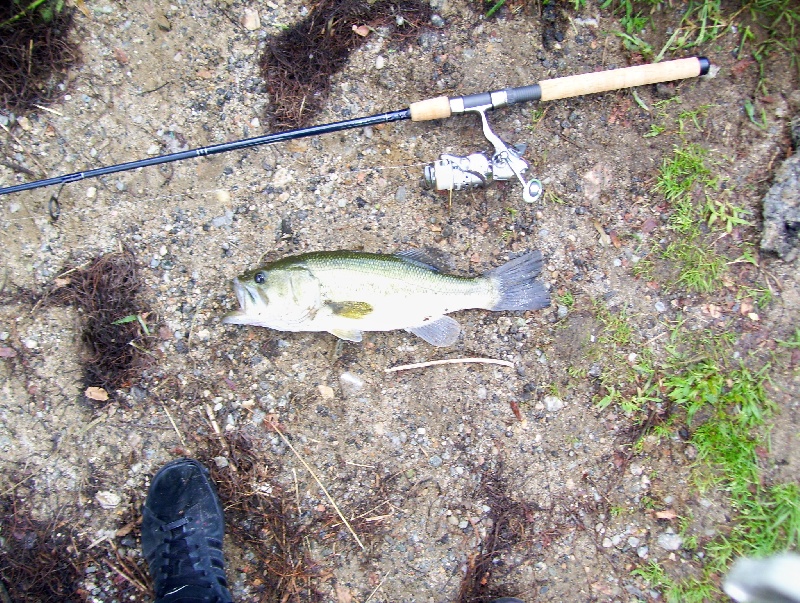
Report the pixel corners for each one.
[394,248,453,272]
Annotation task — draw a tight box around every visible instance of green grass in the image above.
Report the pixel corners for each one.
[623,346,798,601]
[654,144,714,204]
[661,238,728,293]
[596,0,799,87]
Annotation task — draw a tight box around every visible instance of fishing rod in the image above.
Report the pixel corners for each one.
[0,57,710,201]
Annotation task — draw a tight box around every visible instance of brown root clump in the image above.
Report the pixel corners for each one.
[47,249,154,399]
[0,496,83,601]
[457,464,535,603]
[260,0,432,129]
[198,432,328,602]
[0,1,81,113]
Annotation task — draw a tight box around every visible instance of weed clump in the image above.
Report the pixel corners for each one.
[47,249,154,399]
[0,496,83,601]
[260,0,432,128]
[0,0,80,112]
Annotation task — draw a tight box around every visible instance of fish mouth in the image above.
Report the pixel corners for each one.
[221,278,266,325]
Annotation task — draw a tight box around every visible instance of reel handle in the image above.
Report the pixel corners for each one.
[409,56,710,121]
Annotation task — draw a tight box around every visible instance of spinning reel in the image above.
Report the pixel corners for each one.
[422,103,542,204]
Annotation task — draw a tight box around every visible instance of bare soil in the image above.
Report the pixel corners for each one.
[1,1,798,602]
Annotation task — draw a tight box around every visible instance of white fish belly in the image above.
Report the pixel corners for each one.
[310,269,494,333]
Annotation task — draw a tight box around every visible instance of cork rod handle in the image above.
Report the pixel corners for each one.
[538,57,708,102]
[407,57,709,122]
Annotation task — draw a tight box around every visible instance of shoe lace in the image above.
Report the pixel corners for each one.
[157,516,227,597]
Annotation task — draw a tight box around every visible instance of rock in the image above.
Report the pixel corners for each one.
[241,8,260,30]
[317,384,334,400]
[543,395,564,412]
[429,455,443,467]
[272,167,293,187]
[155,11,171,31]
[213,456,229,468]
[656,532,683,551]
[96,491,122,509]
[760,153,800,261]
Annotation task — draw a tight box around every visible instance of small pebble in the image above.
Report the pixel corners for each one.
[429,455,443,467]
[241,8,260,30]
[656,532,683,551]
[543,395,564,412]
[95,491,121,509]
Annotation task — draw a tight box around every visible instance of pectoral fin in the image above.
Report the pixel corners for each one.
[407,316,461,347]
[326,301,374,319]
[328,329,364,342]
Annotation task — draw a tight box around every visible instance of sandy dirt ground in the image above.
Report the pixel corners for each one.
[1,1,798,602]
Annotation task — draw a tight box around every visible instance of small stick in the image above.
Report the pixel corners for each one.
[102,559,148,593]
[162,402,188,450]
[267,420,365,550]
[385,357,514,373]
[292,468,301,515]
[364,572,389,603]
[32,103,64,116]
[205,403,228,450]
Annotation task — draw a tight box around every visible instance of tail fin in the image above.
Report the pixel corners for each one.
[487,251,550,312]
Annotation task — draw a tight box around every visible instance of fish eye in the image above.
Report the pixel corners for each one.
[254,271,266,284]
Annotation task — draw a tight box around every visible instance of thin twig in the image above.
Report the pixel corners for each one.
[102,559,148,593]
[364,571,389,603]
[267,420,365,550]
[385,357,514,373]
[162,402,187,450]
[32,103,63,116]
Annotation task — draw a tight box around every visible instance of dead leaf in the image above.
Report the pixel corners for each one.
[115,523,135,537]
[335,584,353,603]
[85,387,109,401]
[655,509,678,520]
[640,217,659,234]
[196,69,214,79]
[0,347,18,358]
[352,24,370,37]
[73,0,92,18]
[113,48,129,65]
[510,400,523,421]
[593,221,611,246]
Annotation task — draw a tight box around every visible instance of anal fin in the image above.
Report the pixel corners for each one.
[328,329,363,342]
[407,316,461,347]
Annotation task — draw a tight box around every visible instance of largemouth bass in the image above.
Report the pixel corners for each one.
[222,249,550,347]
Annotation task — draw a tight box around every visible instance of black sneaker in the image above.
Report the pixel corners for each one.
[141,458,233,603]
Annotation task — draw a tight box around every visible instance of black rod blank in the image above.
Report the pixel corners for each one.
[0,109,411,196]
